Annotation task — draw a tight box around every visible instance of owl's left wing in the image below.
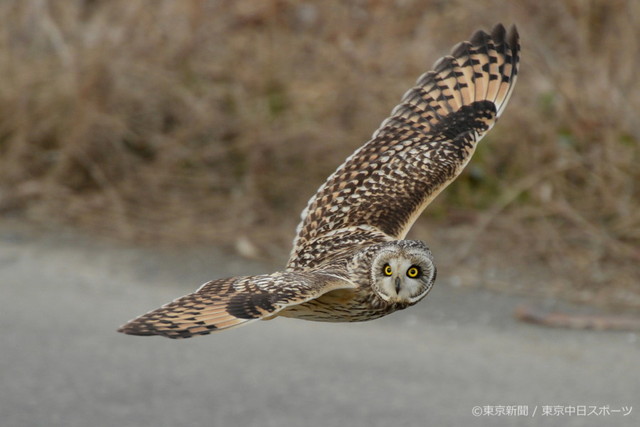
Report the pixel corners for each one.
[289,24,519,269]
[118,271,354,339]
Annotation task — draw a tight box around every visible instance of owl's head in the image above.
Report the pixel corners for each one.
[370,240,436,304]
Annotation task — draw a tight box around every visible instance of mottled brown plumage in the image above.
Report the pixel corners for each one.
[121,272,355,339]
[288,23,519,269]
[119,24,520,339]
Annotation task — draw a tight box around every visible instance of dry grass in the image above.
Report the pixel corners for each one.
[0,0,638,306]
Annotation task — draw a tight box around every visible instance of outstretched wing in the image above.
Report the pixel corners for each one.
[118,271,355,339]
[288,24,520,269]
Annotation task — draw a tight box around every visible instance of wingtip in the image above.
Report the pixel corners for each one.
[450,40,469,58]
[469,23,519,51]
[469,28,490,46]
[490,23,506,42]
[117,324,153,336]
[507,24,520,50]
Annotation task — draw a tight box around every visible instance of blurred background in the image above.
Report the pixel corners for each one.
[0,0,638,305]
[1,2,639,426]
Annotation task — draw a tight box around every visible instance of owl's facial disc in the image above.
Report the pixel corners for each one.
[372,243,436,304]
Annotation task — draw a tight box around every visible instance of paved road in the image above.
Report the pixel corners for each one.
[1,221,638,427]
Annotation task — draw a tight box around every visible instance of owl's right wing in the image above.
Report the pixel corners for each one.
[118,271,354,339]
[288,24,520,269]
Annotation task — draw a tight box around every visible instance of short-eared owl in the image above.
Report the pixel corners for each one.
[119,24,520,338]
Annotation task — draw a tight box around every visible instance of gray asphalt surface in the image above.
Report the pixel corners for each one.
[1,221,638,427]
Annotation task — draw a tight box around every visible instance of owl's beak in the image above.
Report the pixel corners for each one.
[395,276,401,294]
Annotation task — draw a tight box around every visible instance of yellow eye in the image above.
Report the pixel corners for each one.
[406,266,421,278]
[383,264,393,276]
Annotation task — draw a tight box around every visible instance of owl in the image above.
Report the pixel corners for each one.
[119,23,520,338]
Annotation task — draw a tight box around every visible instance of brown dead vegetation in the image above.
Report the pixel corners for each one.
[0,0,638,306]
